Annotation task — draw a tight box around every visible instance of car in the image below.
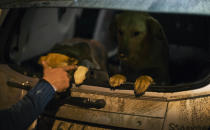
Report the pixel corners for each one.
[0,1,210,130]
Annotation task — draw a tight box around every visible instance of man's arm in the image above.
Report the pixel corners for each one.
[0,61,76,130]
[0,79,55,130]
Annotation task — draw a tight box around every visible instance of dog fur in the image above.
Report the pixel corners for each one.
[109,12,169,95]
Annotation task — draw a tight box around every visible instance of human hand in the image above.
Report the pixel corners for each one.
[42,61,77,92]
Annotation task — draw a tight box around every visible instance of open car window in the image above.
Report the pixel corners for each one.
[0,8,209,97]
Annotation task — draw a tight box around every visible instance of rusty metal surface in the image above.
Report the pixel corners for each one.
[51,105,164,130]
[71,89,168,118]
[52,120,111,130]
[163,96,210,130]
[1,0,210,15]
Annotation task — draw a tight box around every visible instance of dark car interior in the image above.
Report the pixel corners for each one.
[0,8,210,92]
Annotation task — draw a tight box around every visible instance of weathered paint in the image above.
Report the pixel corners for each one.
[71,89,168,118]
[52,119,111,130]
[164,97,210,130]
[53,105,164,129]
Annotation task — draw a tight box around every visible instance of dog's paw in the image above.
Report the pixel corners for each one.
[109,74,126,88]
[134,75,154,96]
[74,66,89,85]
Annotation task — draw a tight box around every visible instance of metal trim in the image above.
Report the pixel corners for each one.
[1,0,210,15]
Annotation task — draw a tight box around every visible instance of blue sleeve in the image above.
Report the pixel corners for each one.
[0,79,55,130]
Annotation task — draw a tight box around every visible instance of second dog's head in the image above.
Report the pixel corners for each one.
[111,11,165,65]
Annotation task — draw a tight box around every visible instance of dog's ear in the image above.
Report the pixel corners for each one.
[146,17,166,41]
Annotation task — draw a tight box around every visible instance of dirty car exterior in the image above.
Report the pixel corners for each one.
[0,0,210,130]
[1,66,210,129]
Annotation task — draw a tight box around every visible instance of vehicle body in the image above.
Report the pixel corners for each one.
[0,1,210,130]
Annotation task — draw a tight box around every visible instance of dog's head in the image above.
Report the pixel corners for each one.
[112,12,165,64]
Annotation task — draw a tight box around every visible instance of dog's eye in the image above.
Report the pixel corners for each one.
[118,30,123,36]
[133,31,140,37]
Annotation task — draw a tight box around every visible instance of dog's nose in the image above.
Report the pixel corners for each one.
[119,53,126,58]
[119,53,126,59]
[119,49,129,59]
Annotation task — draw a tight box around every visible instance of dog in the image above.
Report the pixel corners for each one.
[109,12,170,96]
[39,38,108,85]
